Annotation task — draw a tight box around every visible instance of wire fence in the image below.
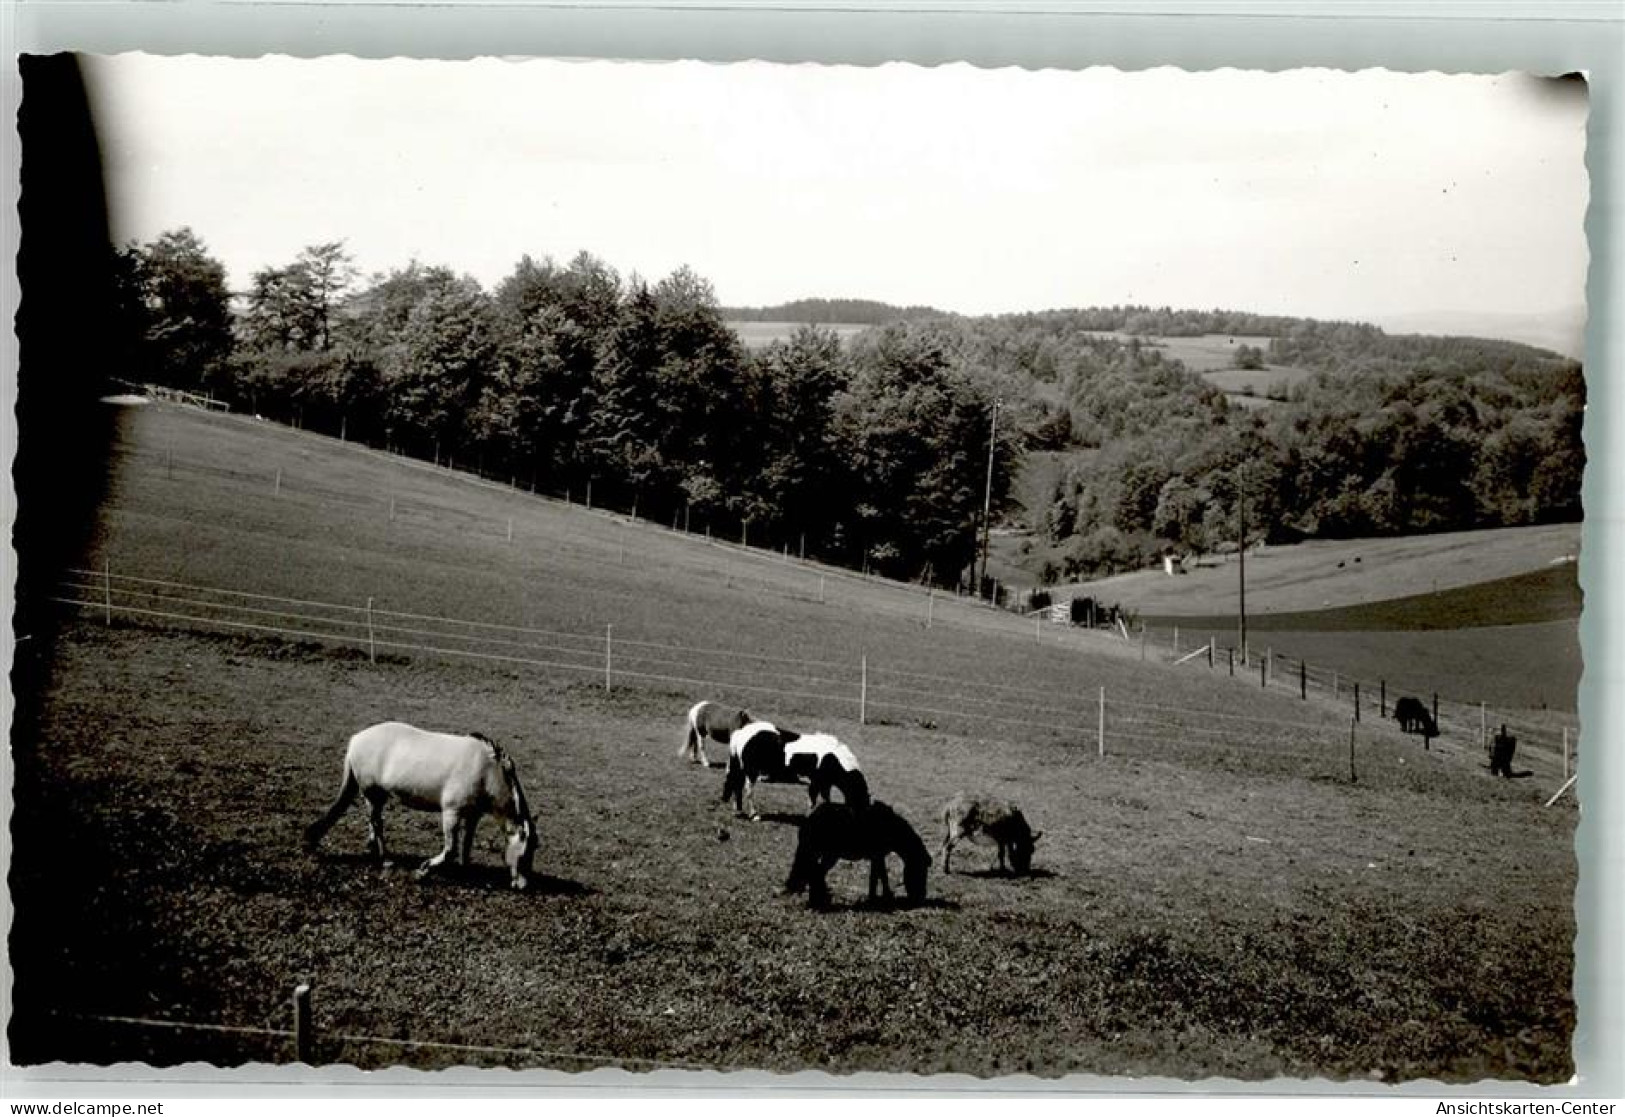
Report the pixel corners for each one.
[46,994,724,1073]
[51,563,1579,788]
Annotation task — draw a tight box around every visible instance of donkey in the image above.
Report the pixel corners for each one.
[681,700,752,767]
[784,800,931,909]
[305,721,538,889]
[940,793,1041,876]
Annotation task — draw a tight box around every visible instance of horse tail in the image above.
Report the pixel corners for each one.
[305,760,360,851]
[682,722,700,760]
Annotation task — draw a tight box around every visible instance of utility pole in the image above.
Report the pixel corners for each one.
[977,397,1002,599]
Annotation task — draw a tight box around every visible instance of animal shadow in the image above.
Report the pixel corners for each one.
[424,863,594,896]
[816,894,962,915]
[957,866,1059,881]
[749,810,808,826]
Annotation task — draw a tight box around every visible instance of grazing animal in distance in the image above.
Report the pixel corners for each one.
[304,721,538,890]
[784,800,930,909]
[1393,695,1439,746]
[682,700,752,766]
[940,793,1041,876]
[722,723,868,819]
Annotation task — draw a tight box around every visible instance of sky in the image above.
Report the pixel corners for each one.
[83,54,1590,353]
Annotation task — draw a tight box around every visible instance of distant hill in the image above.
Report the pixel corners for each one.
[720,298,949,325]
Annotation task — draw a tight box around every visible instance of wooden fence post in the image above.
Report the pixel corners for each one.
[1355,682,1361,723]
[1098,686,1105,757]
[293,983,313,1064]
[1173,625,1179,656]
[604,624,612,693]
[927,588,934,628]
[819,574,826,604]
[1227,647,1233,676]
[506,517,513,543]
[1260,658,1266,689]
[1300,660,1306,700]
[1140,624,1146,662]
[103,559,112,625]
[1380,680,1386,718]
[366,597,376,664]
[860,654,868,726]
[1348,718,1358,784]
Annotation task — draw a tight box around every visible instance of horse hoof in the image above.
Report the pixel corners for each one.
[750,813,762,822]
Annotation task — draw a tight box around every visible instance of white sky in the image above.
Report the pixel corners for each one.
[84,54,1589,339]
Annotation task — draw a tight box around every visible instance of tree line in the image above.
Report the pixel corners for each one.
[108,229,1018,588]
[110,228,1584,594]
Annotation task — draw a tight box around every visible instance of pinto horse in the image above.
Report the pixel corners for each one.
[304,721,539,889]
[784,800,931,909]
[722,723,869,819]
[681,700,752,767]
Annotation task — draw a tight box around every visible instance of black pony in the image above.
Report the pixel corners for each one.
[784,800,930,909]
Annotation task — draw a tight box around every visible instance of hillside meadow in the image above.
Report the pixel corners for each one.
[6,400,1580,1082]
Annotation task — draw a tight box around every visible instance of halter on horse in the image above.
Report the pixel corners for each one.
[681,700,752,767]
[784,800,931,909]
[304,721,539,889]
[722,724,868,819]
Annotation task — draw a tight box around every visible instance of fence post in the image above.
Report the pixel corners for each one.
[1207,640,1213,669]
[274,467,282,496]
[1348,718,1358,784]
[1266,646,1272,686]
[1260,658,1266,689]
[1480,702,1487,754]
[103,559,112,625]
[927,588,934,628]
[1227,647,1233,676]
[1380,680,1386,718]
[506,517,513,543]
[1098,687,1105,757]
[1140,624,1146,662]
[388,497,395,523]
[800,533,806,560]
[819,574,825,604]
[586,480,593,510]
[1433,693,1439,726]
[366,597,376,664]
[1332,670,1339,700]
[1173,625,1179,656]
[1300,660,1306,700]
[1355,683,1361,723]
[860,654,868,726]
[1563,727,1570,780]
[1035,611,1041,642]
[604,624,612,693]
[293,983,313,1064]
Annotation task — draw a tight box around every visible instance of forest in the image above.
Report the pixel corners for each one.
[105,229,1585,590]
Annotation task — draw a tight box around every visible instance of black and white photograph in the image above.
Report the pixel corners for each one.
[5,6,1618,1102]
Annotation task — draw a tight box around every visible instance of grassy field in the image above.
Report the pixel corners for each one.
[725,320,873,350]
[1083,332,1317,406]
[7,401,1579,1082]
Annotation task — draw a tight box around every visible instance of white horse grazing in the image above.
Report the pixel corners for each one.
[305,721,539,890]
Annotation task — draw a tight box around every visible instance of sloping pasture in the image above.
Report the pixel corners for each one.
[7,402,1577,1082]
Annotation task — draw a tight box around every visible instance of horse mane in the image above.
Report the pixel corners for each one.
[471,732,531,824]
[874,801,930,868]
